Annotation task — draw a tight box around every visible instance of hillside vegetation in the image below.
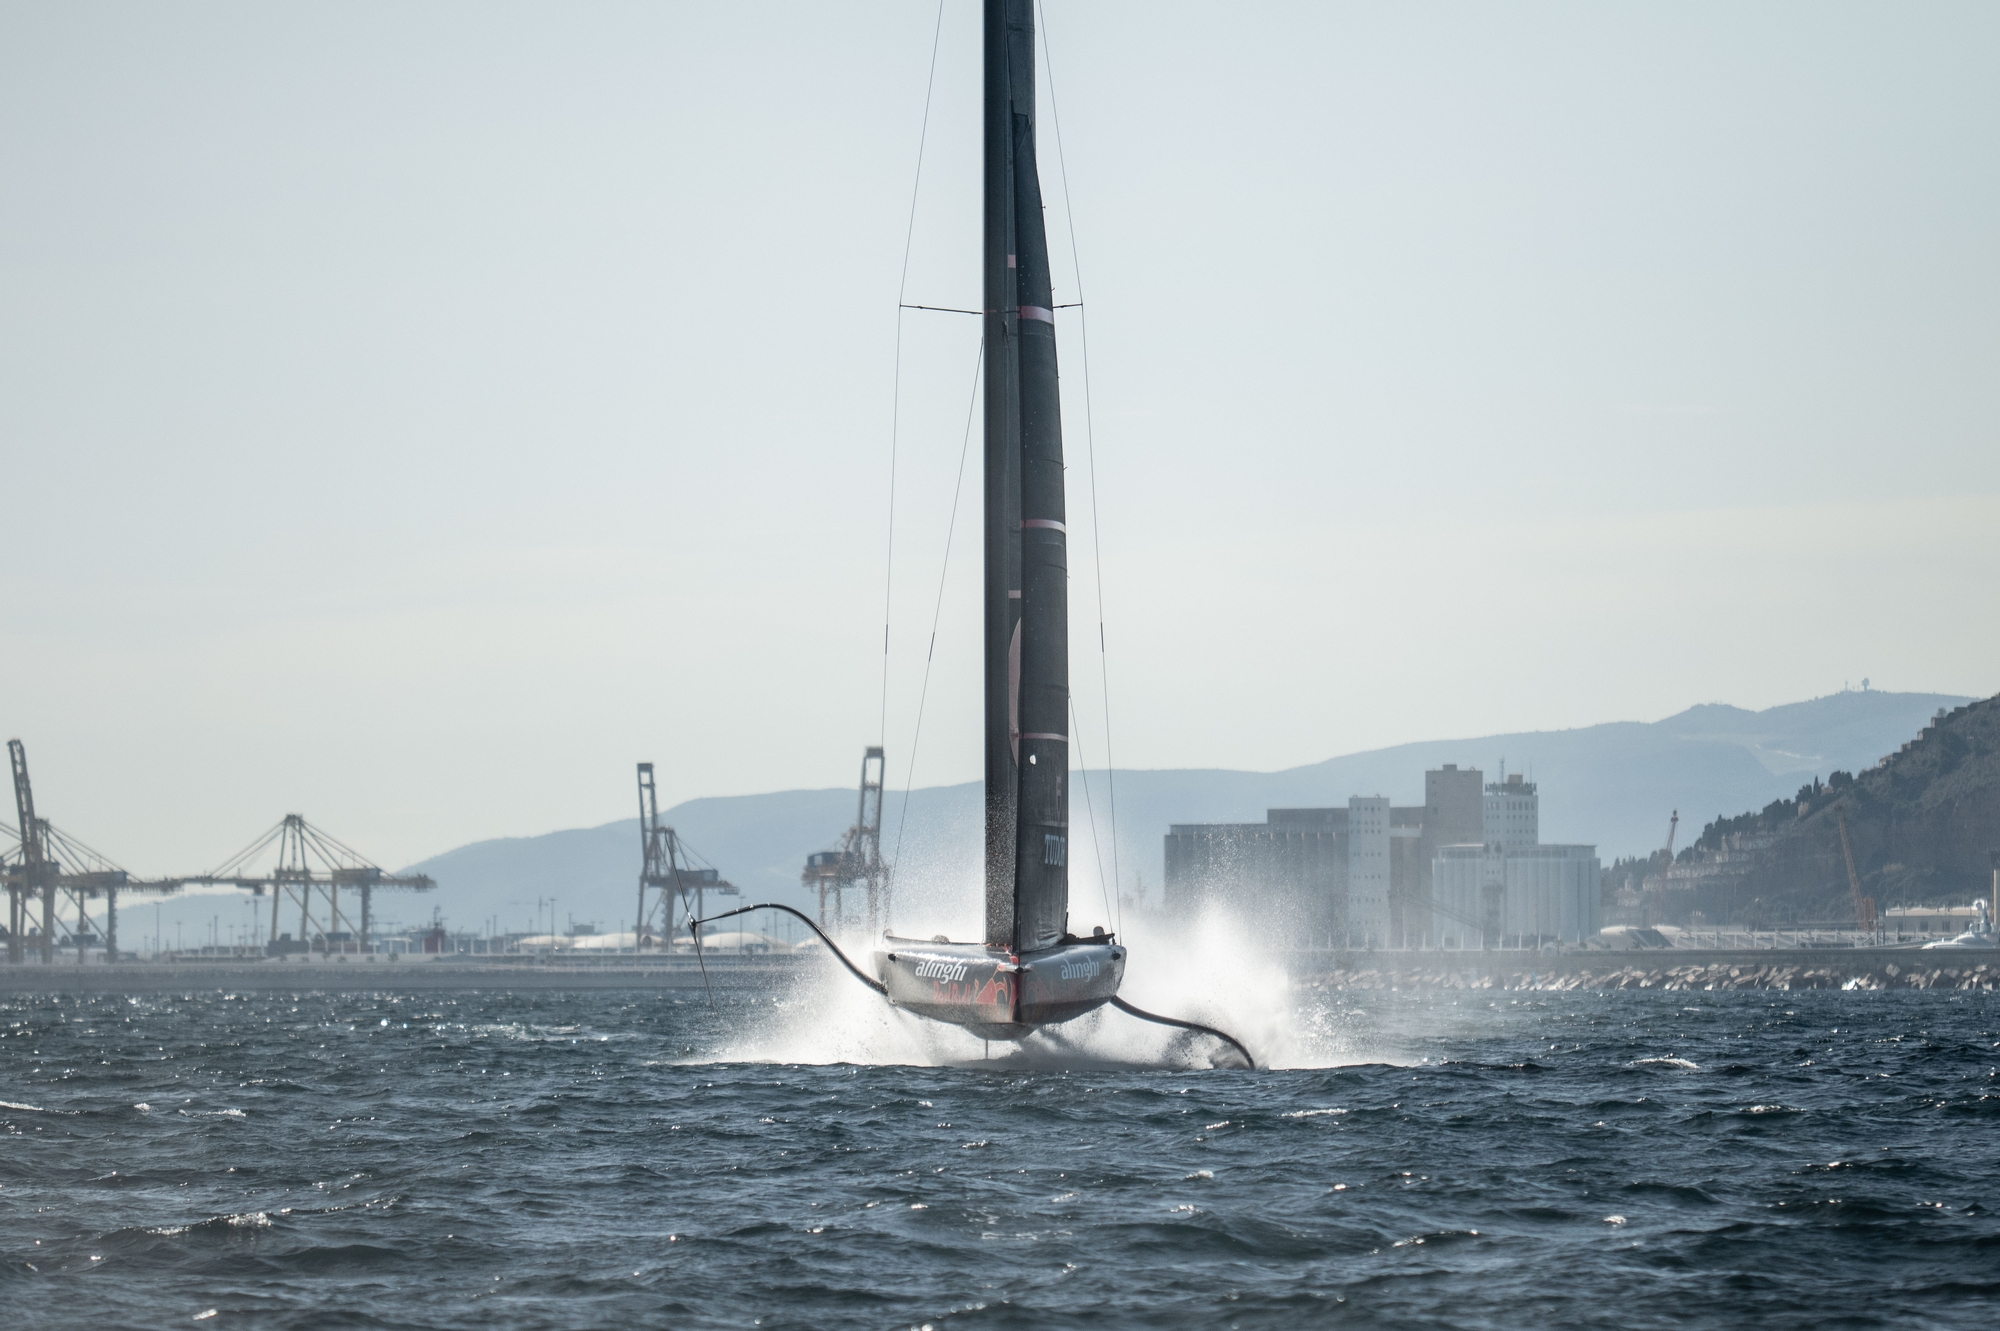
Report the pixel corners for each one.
[1668,694,2000,921]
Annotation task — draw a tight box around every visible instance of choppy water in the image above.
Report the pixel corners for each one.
[1,984,1994,1329]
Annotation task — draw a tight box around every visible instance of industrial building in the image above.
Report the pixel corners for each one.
[1345,797,1392,944]
[1166,803,1407,947]
[1433,840,1601,947]
[1162,765,1600,947]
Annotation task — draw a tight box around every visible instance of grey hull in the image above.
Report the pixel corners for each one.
[876,939,1124,1040]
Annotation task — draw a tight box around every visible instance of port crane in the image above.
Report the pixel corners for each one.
[799,746,888,933]
[184,814,435,953]
[4,739,182,963]
[635,762,737,952]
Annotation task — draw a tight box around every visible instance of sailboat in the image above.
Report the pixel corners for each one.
[868,0,1124,1039]
[698,1,1249,1066]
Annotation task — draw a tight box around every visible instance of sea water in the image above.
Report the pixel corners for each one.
[0,984,1993,1328]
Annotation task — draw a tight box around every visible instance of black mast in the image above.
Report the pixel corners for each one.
[984,0,1068,954]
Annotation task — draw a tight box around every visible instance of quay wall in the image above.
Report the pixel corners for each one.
[1291,947,1998,991]
[3,949,1992,995]
[0,954,805,993]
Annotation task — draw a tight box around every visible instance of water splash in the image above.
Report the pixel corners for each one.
[701,904,1403,1070]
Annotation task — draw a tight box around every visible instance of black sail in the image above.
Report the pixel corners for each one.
[983,0,1068,954]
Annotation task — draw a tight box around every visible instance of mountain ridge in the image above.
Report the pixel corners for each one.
[398,689,1972,937]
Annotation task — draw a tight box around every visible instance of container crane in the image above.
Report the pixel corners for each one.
[635,763,737,952]
[184,814,435,954]
[800,747,888,933]
[5,740,182,963]
[7,739,53,962]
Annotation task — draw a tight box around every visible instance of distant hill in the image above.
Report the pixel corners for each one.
[400,689,1970,937]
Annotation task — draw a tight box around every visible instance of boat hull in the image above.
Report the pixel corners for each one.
[875,939,1125,1040]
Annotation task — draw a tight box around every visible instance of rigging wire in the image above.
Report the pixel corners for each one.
[892,339,985,869]
[880,0,950,756]
[677,873,715,1010]
[657,827,713,1009]
[656,827,722,1003]
[1038,2,1121,935]
[1069,696,1117,933]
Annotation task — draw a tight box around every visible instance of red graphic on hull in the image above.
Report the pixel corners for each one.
[922,971,1013,1015]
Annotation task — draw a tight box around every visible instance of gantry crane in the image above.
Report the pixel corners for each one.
[4,743,431,962]
[185,814,435,953]
[635,762,737,953]
[800,747,888,934]
[6,739,53,962]
[4,740,182,963]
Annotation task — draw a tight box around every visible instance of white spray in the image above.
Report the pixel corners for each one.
[701,898,1399,1071]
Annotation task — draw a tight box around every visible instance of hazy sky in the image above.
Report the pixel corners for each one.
[3,2,1995,874]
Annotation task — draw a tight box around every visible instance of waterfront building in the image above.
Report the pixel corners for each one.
[1347,797,1392,947]
[1162,764,1599,947]
[1162,807,1349,940]
[1499,843,1600,942]
[1426,765,1485,849]
[1431,838,1601,947]
[1162,803,1422,942]
[1484,772,1539,847]
[1882,904,1990,937]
